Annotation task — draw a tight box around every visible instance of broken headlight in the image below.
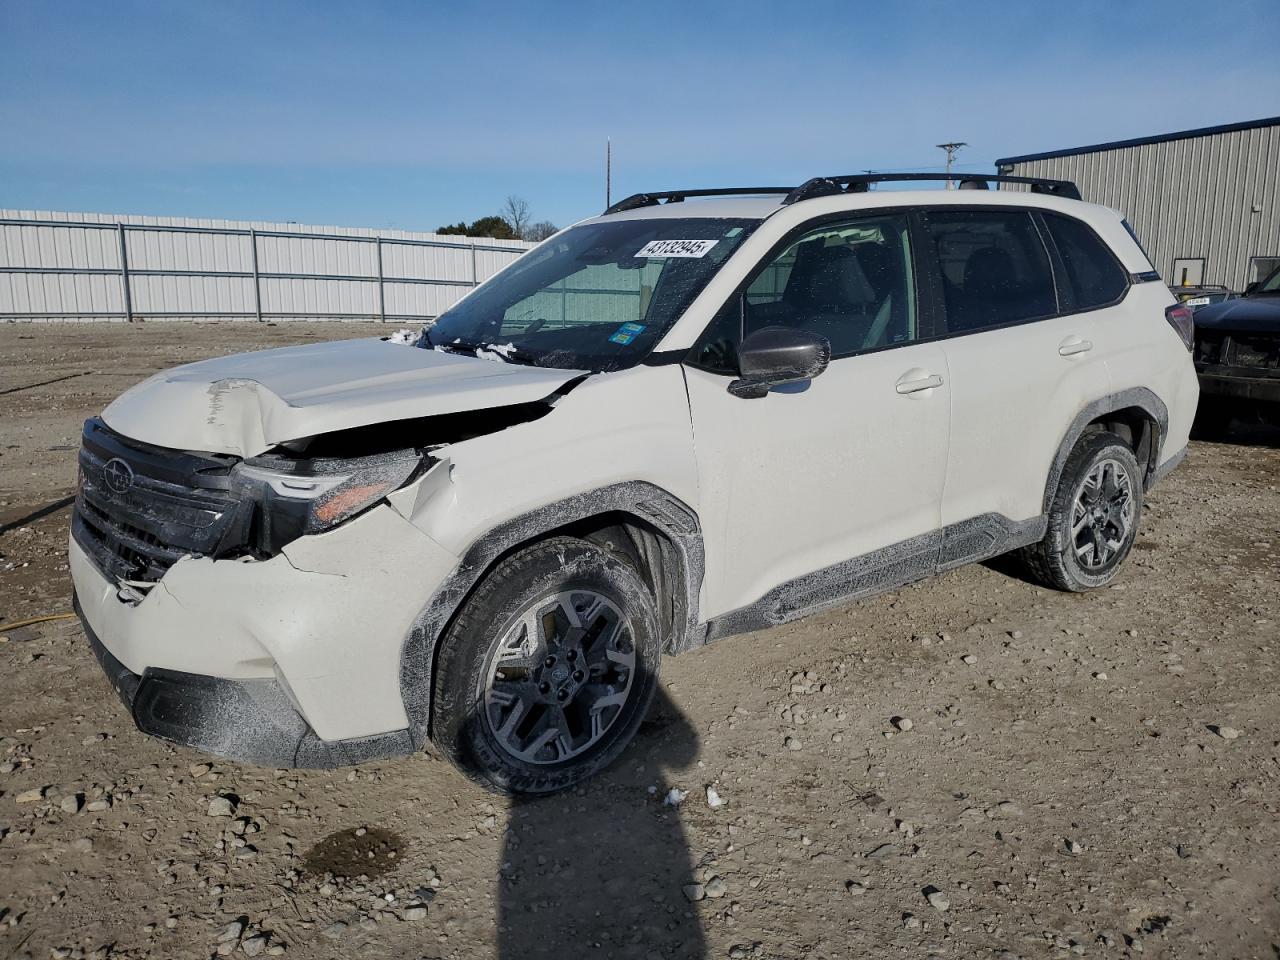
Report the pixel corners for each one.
[231,449,423,554]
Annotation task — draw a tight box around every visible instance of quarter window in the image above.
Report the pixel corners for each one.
[1043,213,1129,310]
[922,209,1057,334]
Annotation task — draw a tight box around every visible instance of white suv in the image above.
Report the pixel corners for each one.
[70,173,1199,793]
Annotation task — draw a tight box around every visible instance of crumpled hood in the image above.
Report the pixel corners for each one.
[1194,296,1280,333]
[101,337,585,457]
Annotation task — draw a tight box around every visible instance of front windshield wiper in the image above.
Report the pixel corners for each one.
[423,331,543,366]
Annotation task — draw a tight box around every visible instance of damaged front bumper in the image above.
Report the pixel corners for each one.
[76,592,414,768]
[70,500,462,768]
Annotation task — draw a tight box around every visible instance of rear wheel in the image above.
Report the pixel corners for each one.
[430,537,661,794]
[1020,431,1143,592]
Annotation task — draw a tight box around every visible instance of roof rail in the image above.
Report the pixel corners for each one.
[601,173,1082,216]
[603,187,793,216]
[784,173,1081,203]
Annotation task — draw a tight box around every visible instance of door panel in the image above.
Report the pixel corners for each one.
[939,317,1110,526]
[684,343,950,620]
[920,207,1112,527]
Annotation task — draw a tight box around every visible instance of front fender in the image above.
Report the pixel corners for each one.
[396,481,705,747]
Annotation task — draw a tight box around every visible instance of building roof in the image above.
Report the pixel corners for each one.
[995,115,1280,167]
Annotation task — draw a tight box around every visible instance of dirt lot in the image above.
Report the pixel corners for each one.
[1,322,1278,960]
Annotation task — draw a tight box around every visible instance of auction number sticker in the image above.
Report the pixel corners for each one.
[636,239,718,258]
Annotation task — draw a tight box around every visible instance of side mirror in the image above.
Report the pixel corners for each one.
[1244,281,1260,296]
[728,326,831,399]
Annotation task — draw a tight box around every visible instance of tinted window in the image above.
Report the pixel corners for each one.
[923,209,1057,333]
[691,213,918,372]
[1044,213,1128,309]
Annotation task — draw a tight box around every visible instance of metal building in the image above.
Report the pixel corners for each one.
[995,116,1280,292]
[0,210,534,323]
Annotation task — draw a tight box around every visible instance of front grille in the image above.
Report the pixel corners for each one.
[1196,331,1280,371]
[73,418,251,584]
[1227,334,1280,370]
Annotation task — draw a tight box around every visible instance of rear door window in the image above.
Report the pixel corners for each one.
[921,209,1057,334]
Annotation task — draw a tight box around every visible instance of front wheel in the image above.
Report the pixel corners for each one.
[1020,431,1143,592]
[431,537,661,795]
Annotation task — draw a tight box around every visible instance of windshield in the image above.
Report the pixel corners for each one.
[419,217,759,372]
[1260,266,1280,294]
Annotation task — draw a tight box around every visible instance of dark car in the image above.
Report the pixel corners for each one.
[1191,265,1280,435]
[1171,284,1235,309]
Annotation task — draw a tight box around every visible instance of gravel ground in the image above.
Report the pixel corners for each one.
[1,322,1278,960]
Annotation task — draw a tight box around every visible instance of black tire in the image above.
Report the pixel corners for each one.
[1020,431,1144,592]
[431,536,661,795]
[1191,398,1234,440]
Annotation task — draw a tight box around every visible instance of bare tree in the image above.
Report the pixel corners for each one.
[502,195,531,240]
[525,220,559,242]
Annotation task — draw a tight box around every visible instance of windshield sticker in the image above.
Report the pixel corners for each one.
[609,322,646,345]
[636,239,718,259]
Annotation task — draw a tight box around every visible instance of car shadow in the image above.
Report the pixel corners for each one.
[495,685,705,960]
[981,550,1045,587]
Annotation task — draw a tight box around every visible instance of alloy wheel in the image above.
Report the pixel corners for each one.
[1070,457,1135,569]
[482,590,636,764]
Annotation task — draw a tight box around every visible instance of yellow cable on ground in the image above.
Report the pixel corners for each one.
[0,611,77,631]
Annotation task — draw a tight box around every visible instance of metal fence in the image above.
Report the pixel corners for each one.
[0,210,536,322]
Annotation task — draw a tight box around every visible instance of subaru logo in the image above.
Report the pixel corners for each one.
[103,458,134,494]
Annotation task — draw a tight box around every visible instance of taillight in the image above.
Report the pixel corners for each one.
[1165,303,1194,351]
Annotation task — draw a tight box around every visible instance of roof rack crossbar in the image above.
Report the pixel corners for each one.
[603,187,794,215]
[784,173,1081,203]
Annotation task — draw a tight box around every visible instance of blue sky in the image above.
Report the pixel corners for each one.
[2,0,1277,232]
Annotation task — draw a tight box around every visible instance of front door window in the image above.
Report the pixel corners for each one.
[690,213,917,373]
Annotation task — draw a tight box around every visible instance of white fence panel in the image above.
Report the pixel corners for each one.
[258,276,381,317]
[0,270,125,316]
[380,241,475,283]
[0,210,535,322]
[129,274,257,316]
[383,281,471,320]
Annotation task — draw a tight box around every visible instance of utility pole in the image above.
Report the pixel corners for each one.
[936,142,967,189]
[606,138,612,209]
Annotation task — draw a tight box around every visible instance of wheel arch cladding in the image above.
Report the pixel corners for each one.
[1043,387,1169,513]
[397,481,705,748]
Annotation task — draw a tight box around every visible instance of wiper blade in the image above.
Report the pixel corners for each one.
[477,342,543,366]
[442,337,486,353]
[431,336,542,366]
[421,333,483,355]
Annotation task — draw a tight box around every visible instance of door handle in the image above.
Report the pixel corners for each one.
[1058,336,1094,357]
[895,373,944,394]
